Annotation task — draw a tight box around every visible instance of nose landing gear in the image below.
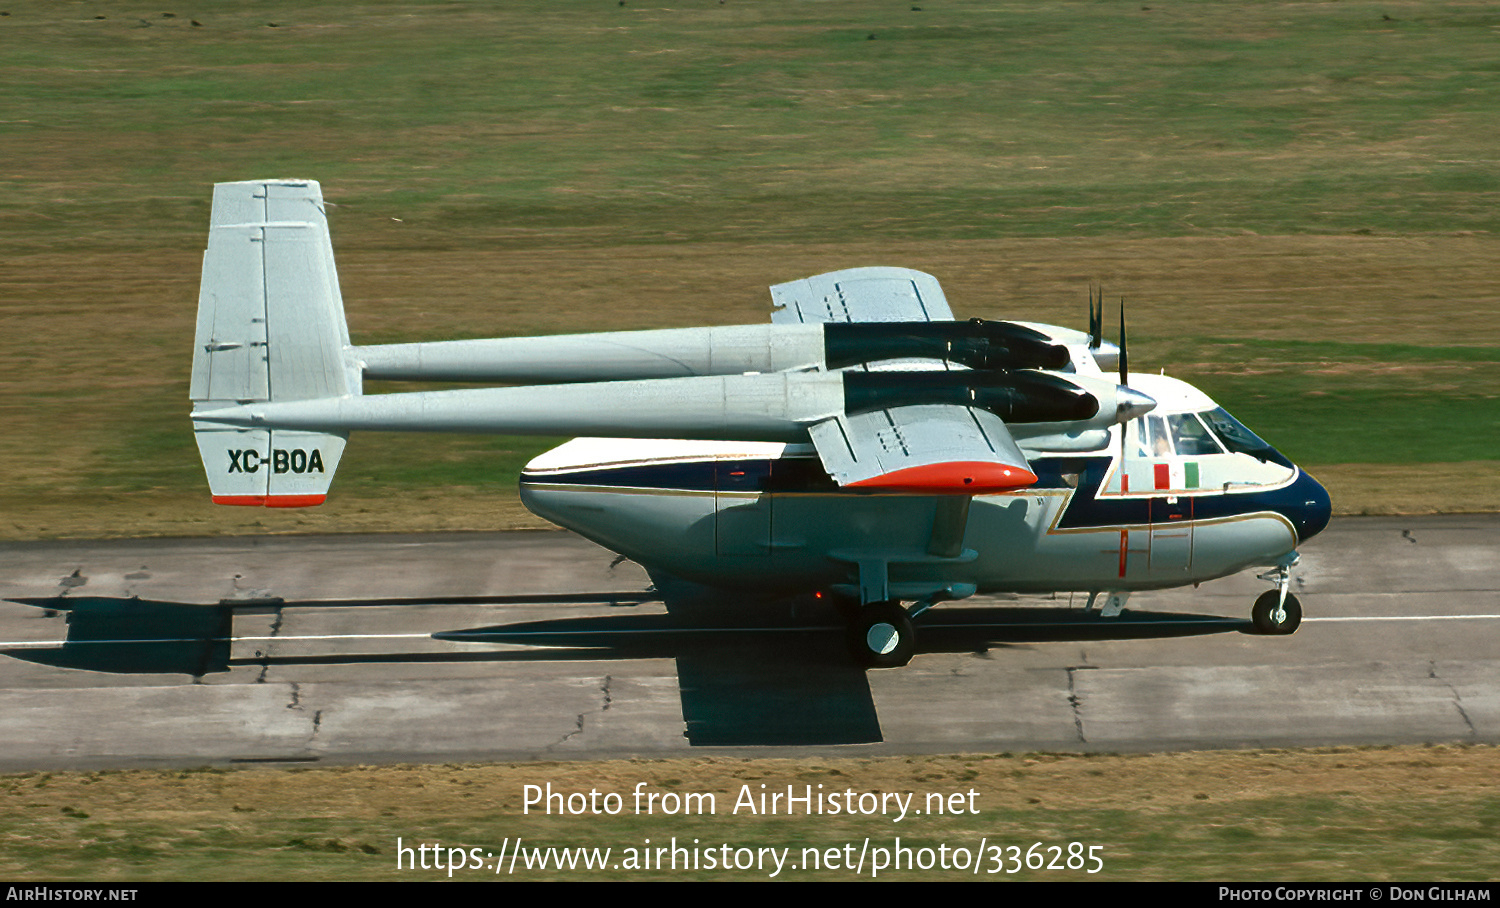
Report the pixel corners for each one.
[1253,553,1303,635]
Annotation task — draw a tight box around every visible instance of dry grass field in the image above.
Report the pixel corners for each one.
[2,745,1497,881]
[4,233,1498,539]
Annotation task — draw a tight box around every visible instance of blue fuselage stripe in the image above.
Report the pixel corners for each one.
[521,453,1322,539]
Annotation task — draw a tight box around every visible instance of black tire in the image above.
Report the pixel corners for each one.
[847,601,916,668]
[1252,590,1302,635]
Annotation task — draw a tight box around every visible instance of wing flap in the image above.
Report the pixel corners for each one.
[808,404,1036,493]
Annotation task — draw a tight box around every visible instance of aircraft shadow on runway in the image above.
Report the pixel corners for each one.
[4,596,233,677]
[4,594,1248,748]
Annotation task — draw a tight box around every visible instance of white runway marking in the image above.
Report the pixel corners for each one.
[1306,614,1500,622]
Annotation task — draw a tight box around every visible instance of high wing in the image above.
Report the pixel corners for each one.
[770,268,1036,492]
[809,404,1036,491]
[770,267,954,325]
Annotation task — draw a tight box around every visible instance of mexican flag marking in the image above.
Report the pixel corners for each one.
[1154,461,1201,490]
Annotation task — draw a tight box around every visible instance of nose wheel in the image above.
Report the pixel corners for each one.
[847,601,915,668]
[1251,590,1302,634]
[1253,553,1303,635]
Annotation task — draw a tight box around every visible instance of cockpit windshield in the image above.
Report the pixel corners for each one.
[1168,413,1223,456]
[1199,407,1276,459]
[1129,407,1281,462]
[1131,414,1218,457]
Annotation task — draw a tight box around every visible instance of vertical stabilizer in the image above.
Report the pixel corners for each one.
[190,180,350,507]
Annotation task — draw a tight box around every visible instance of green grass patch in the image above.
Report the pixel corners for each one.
[1158,336,1500,463]
[1195,339,1500,365]
[5,1,1500,251]
[336,434,563,491]
[1214,391,1500,465]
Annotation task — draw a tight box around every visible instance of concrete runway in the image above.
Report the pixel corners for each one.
[0,515,1496,769]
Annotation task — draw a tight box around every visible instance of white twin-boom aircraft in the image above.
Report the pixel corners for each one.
[189,180,1332,667]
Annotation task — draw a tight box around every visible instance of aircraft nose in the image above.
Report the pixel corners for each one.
[1293,469,1333,543]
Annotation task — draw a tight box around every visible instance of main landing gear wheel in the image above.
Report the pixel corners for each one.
[848,601,915,668]
[1252,590,1302,635]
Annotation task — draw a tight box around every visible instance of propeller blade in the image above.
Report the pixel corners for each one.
[1118,298,1129,386]
[1088,286,1103,349]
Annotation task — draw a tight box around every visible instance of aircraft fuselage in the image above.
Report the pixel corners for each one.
[520,430,1332,601]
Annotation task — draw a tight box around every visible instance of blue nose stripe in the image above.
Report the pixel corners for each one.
[1290,469,1333,543]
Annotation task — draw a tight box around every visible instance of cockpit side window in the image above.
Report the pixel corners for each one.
[1168,413,1224,456]
[1132,415,1172,457]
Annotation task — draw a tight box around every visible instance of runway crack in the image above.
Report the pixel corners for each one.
[545,676,614,751]
[1066,665,1092,744]
[58,568,87,596]
[226,573,275,603]
[253,608,286,683]
[552,714,587,750]
[1429,662,1476,737]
